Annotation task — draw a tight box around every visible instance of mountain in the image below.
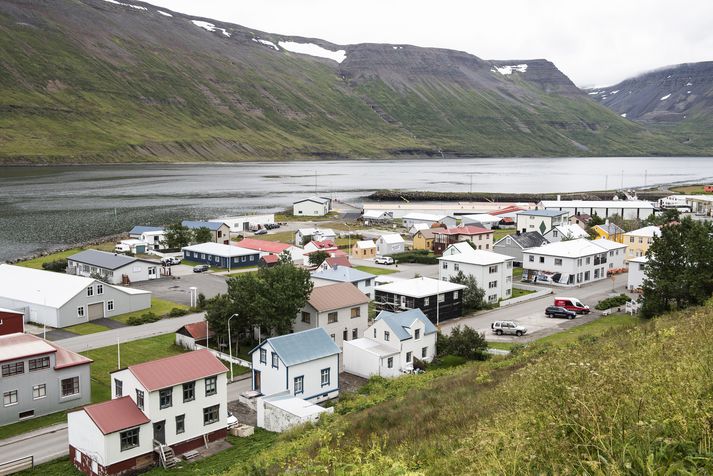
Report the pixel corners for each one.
[0,0,704,164]
[587,61,713,149]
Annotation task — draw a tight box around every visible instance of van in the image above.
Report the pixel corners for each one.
[553,297,590,314]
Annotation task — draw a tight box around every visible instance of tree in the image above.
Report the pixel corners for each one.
[644,208,680,226]
[308,250,329,267]
[192,226,213,244]
[641,217,713,318]
[437,325,489,361]
[449,271,487,311]
[589,213,605,227]
[163,222,192,249]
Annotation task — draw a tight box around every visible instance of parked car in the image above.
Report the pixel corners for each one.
[491,320,527,336]
[554,296,590,314]
[545,306,577,319]
[375,256,395,265]
[161,256,182,266]
[193,264,210,273]
[254,229,268,235]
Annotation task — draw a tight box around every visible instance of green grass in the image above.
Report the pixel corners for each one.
[15,247,85,269]
[63,322,110,335]
[0,410,68,441]
[353,265,398,276]
[111,298,189,324]
[670,184,713,194]
[224,269,258,278]
[509,287,535,299]
[534,313,641,347]
[486,342,518,351]
[221,360,251,379]
[493,228,516,241]
[180,260,229,273]
[242,230,296,244]
[274,211,340,222]
[513,267,524,278]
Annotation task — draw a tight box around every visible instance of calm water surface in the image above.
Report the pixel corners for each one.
[1,157,712,261]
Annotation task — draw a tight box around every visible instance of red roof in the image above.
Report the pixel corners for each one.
[127,349,228,391]
[325,256,351,268]
[500,217,515,224]
[235,238,291,254]
[82,396,150,435]
[179,321,214,340]
[49,341,93,369]
[0,333,91,368]
[261,254,279,264]
[330,250,348,258]
[309,240,336,249]
[434,226,491,236]
[490,206,524,216]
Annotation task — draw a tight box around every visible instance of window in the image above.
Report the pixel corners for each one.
[260,348,266,364]
[330,333,335,341]
[454,263,460,271]
[424,296,430,306]
[384,331,390,341]
[489,281,498,289]
[96,284,103,295]
[28,356,50,371]
[577,258,582,266]
[438,293,445,303]
[529,255,534,262]
[350,307,361,318]
[183,382,195,402]
[19,410,34,419]
[87,286,94,297]
[327,312,338,324]
[294,376,304,395]
[114,379,123,398]
[442,262,448,269]
[4,390,18,406]
[586,257,591,264]
[61,377,79,397]
[271,352,279,369]
[176,415,185,434]
[489,265,498,273]
[630,237,634,243]
[158,388,172,409]
[205,376,217,396]
[554,258,562,266]
[343,329,348,341]
[373,328,377,338]
[553,230,559,238]
[301,312,311,324]
[120,428,139,451]
[33,384,47,399]
[203,404,220,425]
[454,291,459,300]
[107,301,114,312]
[414,329,421,340]
[387,357,393,368]
[422,347,428,358]
[406,351,412,363]
[539,256,545,263]
[352,328,358,340]
[77,306,85,318]
[136,389,144,410]
[320,368,330,387]
[506,276,512,283]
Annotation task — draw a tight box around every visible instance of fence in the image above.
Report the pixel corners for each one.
[0,456,33,475]
[194,344,252,369]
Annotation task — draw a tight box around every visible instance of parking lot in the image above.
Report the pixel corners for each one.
[133,269,229,306]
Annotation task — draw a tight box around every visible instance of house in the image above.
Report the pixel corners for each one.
[441,242,477,257]
[624,226,661,260]
[516,210,568,235]
[294,228,336,246]
[0,332,92,426]
[0,308,24,336]
[114,239,148,255]
[210,214,275,233]
[311,266,376,298]
[175,321,214,350]
[374,277,466,324]
[408,222,430,236]
[376,234,405,256]
[460,213,501,229]
[182,243,259,270]
[181,220,231,245]
[538,199,655,220]
[522,238,626,286]
[569,213,592,229]
[351,240,377,259]
[402,213,457,229]
[543,224,590,243]
[303,239,338,255]
[234,238,303,263]
[316,256,352,272]
[67,249,160,285]
[250,328,340,403]
[128,226,167,251]
[360,210,393,223]
[493,231,549,264]
[69,350,228,476]
[344,309,437,378]
[592,221,625,243]
[686,196,713,216]
[439,250,514,303]
[259,255,280,268]
[412,228,438,251]
[0,264,151,328]
[129,226,164,240]
[295,282,370,348]
[627,256,648,291]
[433,226,493,254]
[293,197,331,217]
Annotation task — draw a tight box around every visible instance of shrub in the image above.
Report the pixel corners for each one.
[197,293,207,310]
[391,250,438,264]
[168,307,189,317]
[437,326,489,361]
[595,293,630,310]
[429,355,467,369]
[42,258,67,272]
[127,312,160,326]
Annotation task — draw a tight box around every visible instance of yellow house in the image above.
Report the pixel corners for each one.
[412,229,438,251]
[592,222,625,243]
[623,226,661,260]
[352,240,377,258]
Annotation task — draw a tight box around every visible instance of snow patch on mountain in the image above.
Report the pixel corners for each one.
[660,93,671,101]
[157,10,172,17]
[252,38,279,50]
[103,0,147,11]
[620,113,627,117]
[278,41,346,63]
[491,64,528,75]
[191,20,231,37]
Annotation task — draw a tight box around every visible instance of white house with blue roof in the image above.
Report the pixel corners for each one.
[249,328,341,403]
[343,309,437,378]
[128,226,167,250]
[182,220,231,244]
[311,266,376,298]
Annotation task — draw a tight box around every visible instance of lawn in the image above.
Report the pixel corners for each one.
[509,287,535,299]
[354,265,398,275]
[513,267,524,278]
[493,228,516,241]
[670,184,713,195]
[63,322,110,335]
[0,410,68,441]
[111,298,189,324]
[242,230,296,243]
[15,242,120,270]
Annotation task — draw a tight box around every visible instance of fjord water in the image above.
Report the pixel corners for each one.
[1,157,712,262]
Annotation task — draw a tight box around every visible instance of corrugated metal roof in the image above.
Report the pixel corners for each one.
[0,264,95,308]
[518,209,568,217]
[182,220,227,231]
[434,226,491,236]
[379,233,404,244]
[179,321,214,340]
[374,277,466,299]
[498,231,549,249]
[183,242,258,258]
[324,257,352,269]
[312,265,373,284]
[126,349,228,391]
[82,396,150,435]
[376,309,437,341]
[68,249,140,270]
[294,196,330,205]
[307,282,369,312]
[236,238,291,254]
[256,328,340,367]
[0,332,92,368]
[439,249,513,266]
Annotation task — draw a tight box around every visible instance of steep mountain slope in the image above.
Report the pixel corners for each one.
[0,0,702,164]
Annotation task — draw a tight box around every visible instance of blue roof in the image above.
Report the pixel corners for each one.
[375,309,437,341]
[182,220,226,231]
[311,266,375,283]
[130,226,163,234]
[250,328,340,366]
[517,210,568,217]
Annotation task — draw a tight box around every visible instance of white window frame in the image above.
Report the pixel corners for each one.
[107,300,114,312]
[33,384,47,400]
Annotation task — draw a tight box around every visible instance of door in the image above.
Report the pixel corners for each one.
[87,302,104,321]
[148,267,157,280]
[254,370,261,392]
[153,421,165,445]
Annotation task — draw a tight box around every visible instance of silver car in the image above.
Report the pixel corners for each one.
[491,320,527,337]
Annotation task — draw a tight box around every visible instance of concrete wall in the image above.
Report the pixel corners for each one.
[256,392,334,433]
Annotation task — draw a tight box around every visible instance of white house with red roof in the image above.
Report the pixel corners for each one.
[175,321,214,350]
[234,238,303,263]
[0,333,92,426]
[68,350,228,475]
[432,226,494,254]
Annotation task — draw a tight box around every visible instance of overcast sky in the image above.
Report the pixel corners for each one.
[148,0,713,87]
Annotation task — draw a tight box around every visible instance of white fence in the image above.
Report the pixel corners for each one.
[194,344,252,369]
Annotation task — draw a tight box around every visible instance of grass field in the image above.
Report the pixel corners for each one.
[111,298,189,324]
[63,322,110,335]
[509,287,535,299]
[353,265,398,275]
[15,242,149,270]
[493,228,516,241]
[235,230,295,244]
[513,267,524,278]
[670,184,713,194]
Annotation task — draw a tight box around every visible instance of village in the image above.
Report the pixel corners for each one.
[0,189,711,475]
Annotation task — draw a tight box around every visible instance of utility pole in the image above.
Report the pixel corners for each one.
[621,169,624,190]
[644,169,648,187]
[469,174,473,194]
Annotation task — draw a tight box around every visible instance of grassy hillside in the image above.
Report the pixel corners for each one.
[230,305,713,475]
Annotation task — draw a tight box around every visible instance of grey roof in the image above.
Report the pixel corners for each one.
[294,196,330,205]
[495,231,549,249]
[311,266,375,283]
[518,210,568,217]
[68,249,139,270]
[182,220,226,231]
[251,328,340,366]
[375,309,437,341]
[129,226,163,234]
[596,222,624,234]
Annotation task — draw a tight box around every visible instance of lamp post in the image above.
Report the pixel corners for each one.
[227,313,238,382]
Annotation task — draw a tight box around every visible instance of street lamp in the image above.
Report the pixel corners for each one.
[227,313,238,382]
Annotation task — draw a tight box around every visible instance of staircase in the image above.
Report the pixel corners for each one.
[155,441,179,469]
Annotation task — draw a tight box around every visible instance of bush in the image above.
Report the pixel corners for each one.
[391,250,438,264]
[127,312,160,326]
[437,326,489,361]
[197,293,207,310]
[42,258,67,272]
[168,307,189,317]
[595,293,631,310]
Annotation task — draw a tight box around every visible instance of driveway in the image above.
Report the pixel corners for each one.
[132,274,228,306]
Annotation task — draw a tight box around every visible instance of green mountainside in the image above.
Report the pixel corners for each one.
[0,0,706,164]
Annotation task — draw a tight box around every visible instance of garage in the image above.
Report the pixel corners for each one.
[88,302,104,320]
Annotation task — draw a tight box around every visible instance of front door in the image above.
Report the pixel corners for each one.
[153,421,165,445]
[254,370,261,392]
